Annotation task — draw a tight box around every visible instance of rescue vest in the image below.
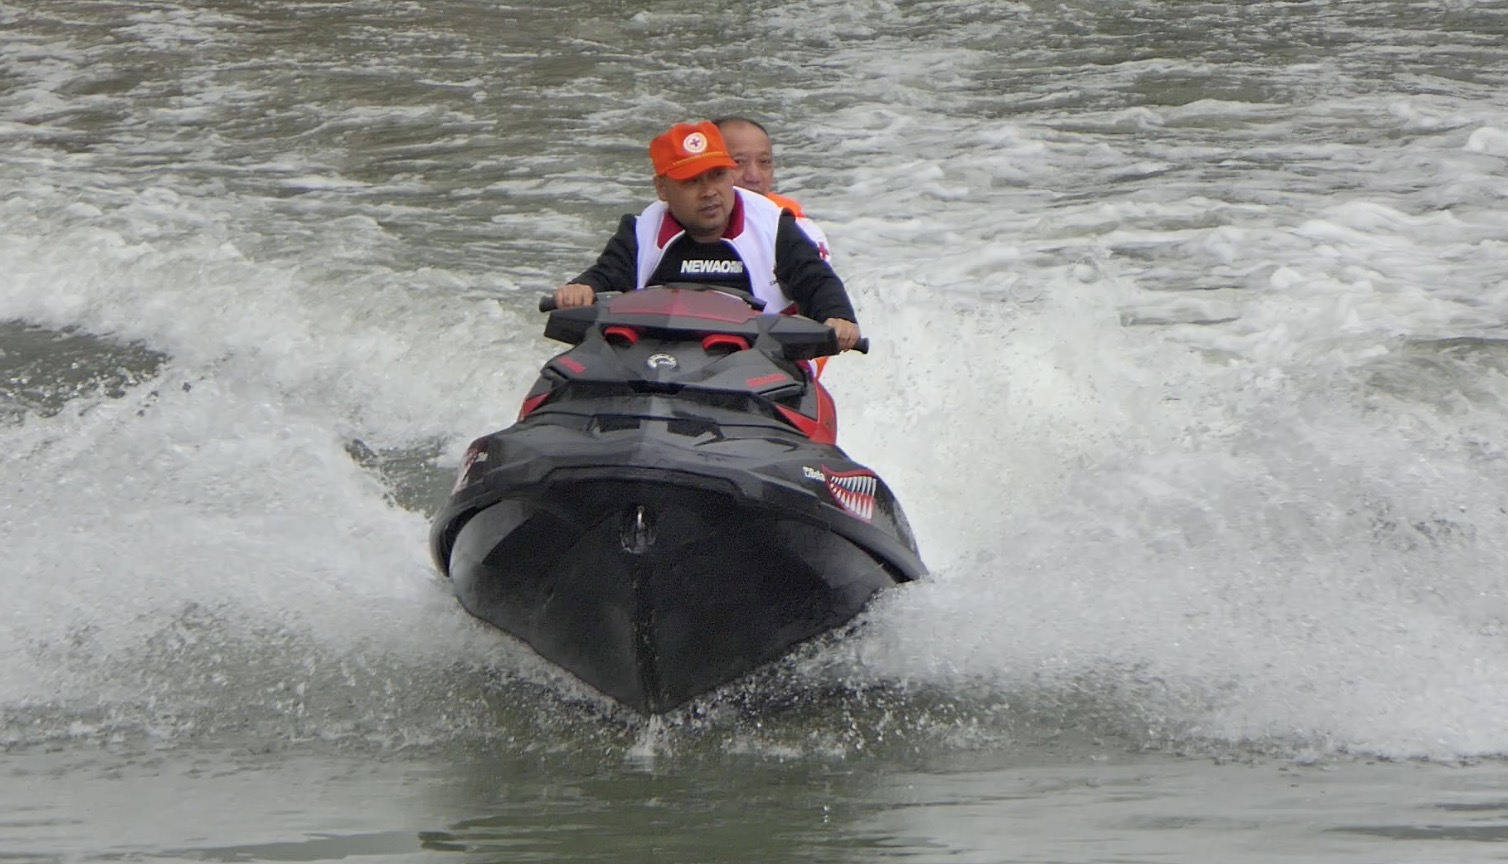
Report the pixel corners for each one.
[765,191,805,217]
[633,188,790,313]
[765,192,830,262]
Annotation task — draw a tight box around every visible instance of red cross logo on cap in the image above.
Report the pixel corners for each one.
[681,132,707,154]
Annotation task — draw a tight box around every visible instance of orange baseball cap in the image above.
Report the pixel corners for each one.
[650,121,738,180]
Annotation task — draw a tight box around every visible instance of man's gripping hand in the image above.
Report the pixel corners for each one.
[824,318,860,352]
[554,283,597,308]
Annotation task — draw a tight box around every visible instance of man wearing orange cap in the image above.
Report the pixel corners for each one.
[713,116,832,263]
[553,120,860,351]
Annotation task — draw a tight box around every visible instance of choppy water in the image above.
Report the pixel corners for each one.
[4,1,1508,861]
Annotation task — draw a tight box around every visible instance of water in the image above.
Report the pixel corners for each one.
[3,0,1508,860]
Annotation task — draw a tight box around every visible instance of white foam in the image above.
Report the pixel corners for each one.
[3,0,1508,759]
[809,94,1508,755]
[1466,126,1508,157]
[0,169,553,719]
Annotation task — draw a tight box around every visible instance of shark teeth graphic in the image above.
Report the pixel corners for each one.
[822,467,877,522]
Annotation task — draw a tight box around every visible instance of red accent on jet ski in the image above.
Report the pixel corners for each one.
[745,372,789,389]
[821,466,878,522]
[702,333,750,353]
[603,325,641,345]
[516,391,549,421]
[452,439,489,492]
[557,356,586,374]
[614,287,761,324]
[814,380,838,441]
[774,383,837,445]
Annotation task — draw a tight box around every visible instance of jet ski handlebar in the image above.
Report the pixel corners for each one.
[539,284,761,312]
[538,287,867,354]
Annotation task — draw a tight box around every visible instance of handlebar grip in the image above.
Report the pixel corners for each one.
[852,337,870,355]
[538,295,558,313]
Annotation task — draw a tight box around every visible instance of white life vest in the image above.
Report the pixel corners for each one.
[759,190,832,262]
[632,187,791,314]
[795,215,830,262]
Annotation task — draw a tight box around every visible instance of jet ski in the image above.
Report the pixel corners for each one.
[429,284,925,714]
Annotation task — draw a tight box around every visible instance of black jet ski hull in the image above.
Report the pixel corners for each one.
[447,476,902,713]
[429,286,925,714]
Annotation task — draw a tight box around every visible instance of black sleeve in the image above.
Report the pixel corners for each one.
[571,214,639,293]
[773,212,857,323]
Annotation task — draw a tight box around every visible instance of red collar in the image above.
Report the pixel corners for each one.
[656,193,746,248]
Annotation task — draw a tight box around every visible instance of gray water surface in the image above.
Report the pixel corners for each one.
[4,1,1508,860]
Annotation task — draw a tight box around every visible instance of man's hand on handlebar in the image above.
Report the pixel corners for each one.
[824,318,861,352]
[554,283,596,308]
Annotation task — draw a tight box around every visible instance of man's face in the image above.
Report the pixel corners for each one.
[655,167,735,242]
[719,122,774,195]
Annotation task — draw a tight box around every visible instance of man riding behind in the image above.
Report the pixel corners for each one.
[714,116,832,262]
